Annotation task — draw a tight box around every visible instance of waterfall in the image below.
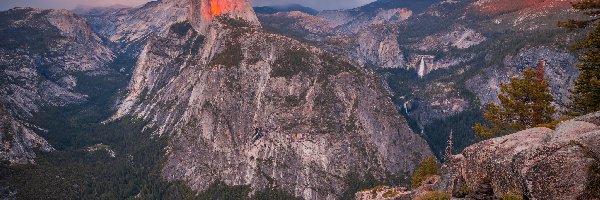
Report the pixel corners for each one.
[418,56,425,78]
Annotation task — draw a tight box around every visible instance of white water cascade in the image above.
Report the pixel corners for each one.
[418,56,425,78]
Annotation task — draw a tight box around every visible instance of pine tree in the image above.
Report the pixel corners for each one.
[444,129,453,162]
[559,0,600,115]
[473,68,556,138]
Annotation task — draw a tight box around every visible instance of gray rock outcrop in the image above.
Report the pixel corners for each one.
[440,112,600,199]
[467,47,579,112]
[0,103,53,164]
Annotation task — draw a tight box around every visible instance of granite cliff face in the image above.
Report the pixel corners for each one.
[0,102,53,164]
[0,8,113,163]
[112,1,432,198]
[317,7,413,36]
[83,0,189,44]
[188,0,259,35]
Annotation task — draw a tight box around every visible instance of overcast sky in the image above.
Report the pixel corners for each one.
[0,0,376,11]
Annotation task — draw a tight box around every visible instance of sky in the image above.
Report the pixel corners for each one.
[0,0,376,11]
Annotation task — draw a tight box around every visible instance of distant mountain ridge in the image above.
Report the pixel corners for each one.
[353,0,441,13]
[72,4,131,15]
[254,4,319,15]
[471,0,574,16]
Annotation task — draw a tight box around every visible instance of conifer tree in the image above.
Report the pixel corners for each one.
[444,129,453,162]
[411,156,439,188]
[559,0,600,114]
[474,68,556,138]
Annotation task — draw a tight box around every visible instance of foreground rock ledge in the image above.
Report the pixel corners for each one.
[439,112,600,200]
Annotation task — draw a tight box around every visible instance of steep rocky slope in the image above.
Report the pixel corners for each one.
[112,1,432,198]
[258,0,585,156]
[0,102,53,164]
[472,0,574,16]
[82,0,188,45]
[0,8,113,163]
[0,8,113,117]
[438,112,600,199]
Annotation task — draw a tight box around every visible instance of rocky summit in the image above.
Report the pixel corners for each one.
[188,0,260,35]
[111,0,431,199]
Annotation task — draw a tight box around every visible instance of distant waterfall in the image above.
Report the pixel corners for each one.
[418,57,425,78]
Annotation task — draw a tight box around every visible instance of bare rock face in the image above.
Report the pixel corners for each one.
[83,0,189,44]
[356,25,406,68]
[471,0,574,16]
[466,47,578,112]
[318,8,412,36]
[440,113,600,199]
[414,25,486,51]
[256,2,584,156]
[188,0,259,35]
[113,5,432,198]
[0,103,53,164]
[353,175,443,200]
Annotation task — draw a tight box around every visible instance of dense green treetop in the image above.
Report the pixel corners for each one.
[474,68,556,138]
